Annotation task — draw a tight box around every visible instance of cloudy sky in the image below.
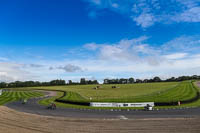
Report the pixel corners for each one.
[0,0,200,82]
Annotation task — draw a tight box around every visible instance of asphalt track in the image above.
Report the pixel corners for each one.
[5,94,200,119]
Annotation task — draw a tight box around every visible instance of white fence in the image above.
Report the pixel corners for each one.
[90,102,154,107]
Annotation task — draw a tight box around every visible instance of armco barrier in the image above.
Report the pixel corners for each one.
[55,99,90,106]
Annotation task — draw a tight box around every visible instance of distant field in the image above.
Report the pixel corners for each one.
[30,82,178,102]
[0,91,44,105]
[56,81,198,103]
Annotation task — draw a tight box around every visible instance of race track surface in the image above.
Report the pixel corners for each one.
[2,106,200,133]
[6,82,200,119]
[6,96,200,119]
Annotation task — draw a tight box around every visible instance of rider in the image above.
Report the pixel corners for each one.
[48,102,56,110]
[52,102,56,110]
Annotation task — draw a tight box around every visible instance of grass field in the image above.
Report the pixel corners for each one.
[131,81,198,103]
[55,81,198,103]
[0,91,44,105]
[2,81,200,109]
[37,81,199,109]
[31,82,179,101]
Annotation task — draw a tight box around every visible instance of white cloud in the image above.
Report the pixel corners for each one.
[84,36,160,64]
[31,35,200,81]
[133,44,159,55]
[51,64,84,72]
[163,53,188,60]
[162,35,200,52]
[0,62,37,82]
[176,0,200,9]
[112,3,118,8]
[133,13,156,28]
[80,35,200,79]
[29,64,43,68]
[84,0,200,28]
[99,44,135,61]
[1,35,200,82]
[84,43,99,50]
[175,7,200,22]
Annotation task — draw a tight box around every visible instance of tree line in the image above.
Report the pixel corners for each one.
[0,79,66,88]
[103,75,200,84]
[68,78,98,85]
[0,75,200,88]
[0,78,99,88]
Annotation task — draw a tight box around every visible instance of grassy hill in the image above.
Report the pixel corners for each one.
[55,81,198,103]
[31,82,178,101]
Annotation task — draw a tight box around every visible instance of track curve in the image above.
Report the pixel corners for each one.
[5,90,200,119]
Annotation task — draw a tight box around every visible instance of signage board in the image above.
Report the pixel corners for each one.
[90,102,154,107]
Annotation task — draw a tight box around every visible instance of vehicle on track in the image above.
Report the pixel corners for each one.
[144,104,153,111]
[47,103,57,110]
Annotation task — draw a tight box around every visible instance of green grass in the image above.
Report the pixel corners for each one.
[58,91,87,102]
[39,91,63,105]
[37,81,200,109]
[154,80,200,109]
[56,81,197,103]
[4,81,200,109]
[29,82,178,101]
[0,91,44,105]
[131,81,198,103]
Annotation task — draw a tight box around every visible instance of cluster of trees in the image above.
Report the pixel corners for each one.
[0,78,99,88]
[104,75,200,84]
[0,79,66,88]
[103,77,163,84]
[104,78,135,84]
[68,78,99,85]
[165,75,200,82]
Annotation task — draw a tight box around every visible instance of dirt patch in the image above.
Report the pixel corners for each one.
[47,91,57,97]
[0,106,200,133]
[35,90,58,97]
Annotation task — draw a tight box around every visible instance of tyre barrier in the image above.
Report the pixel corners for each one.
[55,99,90,106]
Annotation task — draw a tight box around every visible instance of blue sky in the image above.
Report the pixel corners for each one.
[0,0,200,82]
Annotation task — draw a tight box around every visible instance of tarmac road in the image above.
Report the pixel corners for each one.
[5,94,200,119]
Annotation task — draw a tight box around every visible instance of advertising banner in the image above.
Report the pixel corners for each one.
[90,102,154,107]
